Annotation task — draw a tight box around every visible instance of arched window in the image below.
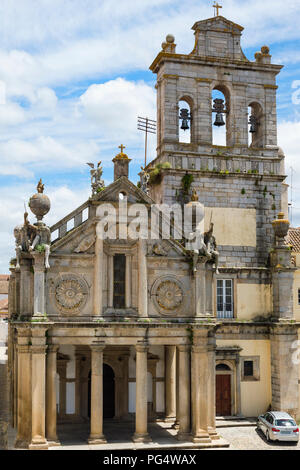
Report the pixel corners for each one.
[212,86,230,146]
[178,98,193,144]
[216,363,231,371]
[248,102,264,148]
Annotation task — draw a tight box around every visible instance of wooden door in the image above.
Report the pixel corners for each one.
[216,375,231,416]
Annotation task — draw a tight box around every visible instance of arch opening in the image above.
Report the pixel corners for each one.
[212,87,230,146]
[87,364,115,420]
[248,102,264,148]
[178,98,192,143]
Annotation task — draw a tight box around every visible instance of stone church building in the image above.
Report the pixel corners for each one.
[7,13,300,449]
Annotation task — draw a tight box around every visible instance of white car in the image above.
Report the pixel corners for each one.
[257,411,299,443]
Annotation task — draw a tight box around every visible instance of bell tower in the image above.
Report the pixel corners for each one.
[150,15,282,159]
[148,14,287,267]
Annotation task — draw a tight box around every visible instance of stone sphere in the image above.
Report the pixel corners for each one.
[166,34,175,44]
[261,45,270,55]
[29,193,51,220]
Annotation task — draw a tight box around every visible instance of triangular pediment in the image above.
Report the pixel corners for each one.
[93,176,154,205]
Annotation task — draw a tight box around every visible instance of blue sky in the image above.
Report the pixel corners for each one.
[1,0,300,273]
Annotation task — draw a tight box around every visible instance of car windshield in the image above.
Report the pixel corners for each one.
[275,419,296,427]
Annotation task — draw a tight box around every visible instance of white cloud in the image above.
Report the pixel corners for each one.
[79,78,156,140]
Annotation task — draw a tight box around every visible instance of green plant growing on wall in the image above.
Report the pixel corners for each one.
[36,244,46,253]
[241,188,246,195]
[149,162,171,185]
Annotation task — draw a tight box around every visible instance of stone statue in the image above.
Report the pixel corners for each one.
[87,161,105,196]
[37,178,45,194]
[140,166,150,195]
[14,211,38,270]
[204,222,219,274]
[29,223,51,269]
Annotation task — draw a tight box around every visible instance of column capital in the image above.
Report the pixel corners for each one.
[135,341,149,353]
[47,345,59,354]
[192,345,207,354]
[178,344,191,353]
[31,252,46,272]
[90,343,106,353]
[16,344,31,354]
[31,345,47,355]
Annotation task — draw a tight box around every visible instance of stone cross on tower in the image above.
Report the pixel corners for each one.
[213,2,222,16]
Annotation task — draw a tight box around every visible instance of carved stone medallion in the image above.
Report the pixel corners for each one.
[54,274,89,314]
[151,276,184,315]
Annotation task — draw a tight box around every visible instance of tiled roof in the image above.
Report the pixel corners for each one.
[0,298,8,311]
[285,228,300,252]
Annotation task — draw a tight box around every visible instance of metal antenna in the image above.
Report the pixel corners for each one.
[137,117,156,168]
[290,166,295,226]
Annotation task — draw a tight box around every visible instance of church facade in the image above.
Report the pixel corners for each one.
[7,14,300,449]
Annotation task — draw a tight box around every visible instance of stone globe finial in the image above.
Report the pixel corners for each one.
[29,179,51,223]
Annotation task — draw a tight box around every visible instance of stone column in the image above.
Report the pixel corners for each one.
[172,347,180,429]
[191,345,211,443]
[15,327,31,449]
[46,345,60,446]
[270,325,299,418]
[236,355,242,417]
[93,238,103,316]
[29,327,48,450]
[177,345,191,441]
[108,255,114,308]
[32,252,46,318]
[133,342,151,443]
[207,336,219,439]
[19,259,32,317]
[165,346,176,422]
[125,255,132,308]
[138,240,148,317]
[194,264,206,317]
[88,345,106,444]
[205,268,214,316]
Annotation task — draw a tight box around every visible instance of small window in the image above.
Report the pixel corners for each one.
[241,356,260,382]
[298,289,300,305]
[244,361,254,377]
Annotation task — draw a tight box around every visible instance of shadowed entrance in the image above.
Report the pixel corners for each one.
[87,364,115,419]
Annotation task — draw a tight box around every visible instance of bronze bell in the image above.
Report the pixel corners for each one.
[249,115,258,133]
[181,118,190,131]
[179,108,191,131]
[214,112,225,127]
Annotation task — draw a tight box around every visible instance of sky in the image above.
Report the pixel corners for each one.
[1,0,300,273]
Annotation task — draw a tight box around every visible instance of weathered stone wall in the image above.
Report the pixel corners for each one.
[0,322,8,450]
[149,171,283,267]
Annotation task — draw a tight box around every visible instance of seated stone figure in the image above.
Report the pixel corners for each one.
[29,223,51,270]
[14,212,37,270]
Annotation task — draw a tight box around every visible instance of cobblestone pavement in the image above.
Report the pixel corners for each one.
[218,426,300,450]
